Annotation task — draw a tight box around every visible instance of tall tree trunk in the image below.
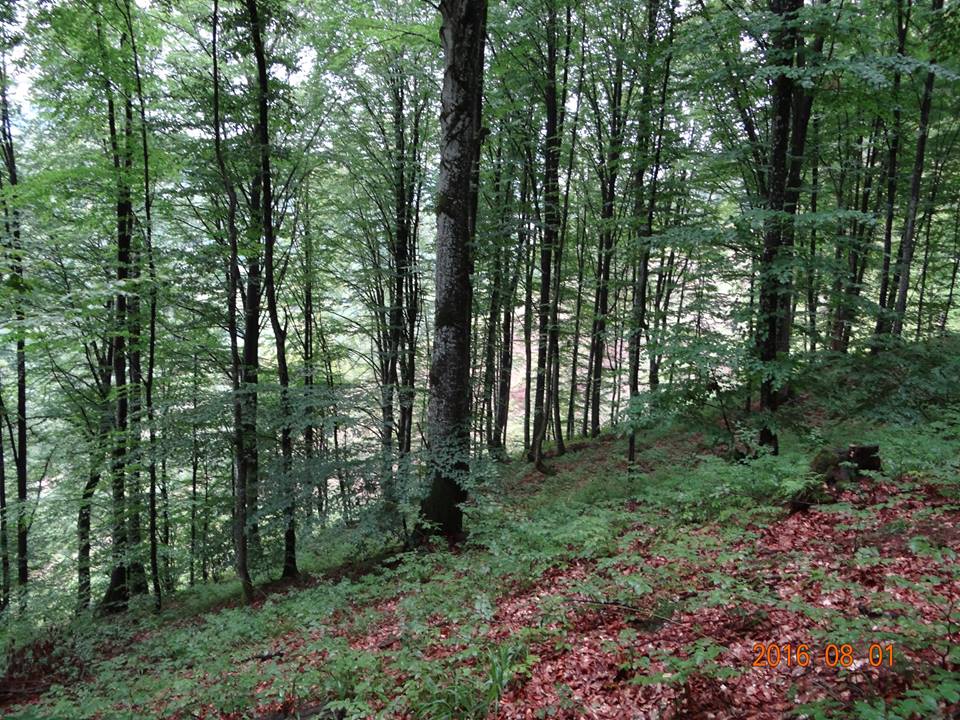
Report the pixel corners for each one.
[416,0,487,542]
[890,0,942,337]
[101,67,133,611]
[120,0,161,609]
[628,0,673,461]
[0,47,26,602]
[0,370,9,611]
[212,0,253,603]
[523,188,534,452]
[528,0,563,468]
[756,0,820,453]
[806,119,820,352]
[482,142,505,451]
[302,190,323,520]
[586,14,628,438]
[77,347,112,612]
[874,0,910,341]
[246,0,297,579]
[189,356,199,587]
[914,206,935,340]
[830,121,881,353]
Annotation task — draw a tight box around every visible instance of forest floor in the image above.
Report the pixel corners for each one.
[2,340,960,719]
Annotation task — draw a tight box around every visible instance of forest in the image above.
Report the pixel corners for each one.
[0,0,959,716]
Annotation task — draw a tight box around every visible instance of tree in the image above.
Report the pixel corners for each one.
[417,0,488,541]
[0,7,27,606]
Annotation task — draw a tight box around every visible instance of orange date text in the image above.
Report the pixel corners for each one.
[751,643,894,668]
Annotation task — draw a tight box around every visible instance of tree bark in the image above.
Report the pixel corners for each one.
[874,0,910,341]
[0,47,27,602]
[528,0,565,468]
[417,0,487,542]
[246,0,298,579]
[891,2,943,337]
[212,0,253,603]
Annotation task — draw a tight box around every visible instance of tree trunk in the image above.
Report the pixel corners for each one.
[212,0,253,603]
[0,47,27,602]
[806,119,820,352]
[100,46,133,611]
[0,371,8,611]
[890,0,942,337]
[874,0,909,341]
[586,14,628,438]
[528,0,563,468]
[566,214,586,441]
[416,0,487,542]
[246,0,297,579]
[756,0,819,453]
[120,0,161,609]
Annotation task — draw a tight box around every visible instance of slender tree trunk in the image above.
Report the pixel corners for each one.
[523,198,534,452]
[586,16,628,438]
[941,203,960,332]
[628,0,673,459]
[246,0,297,579]
[890,0,942,337]
[566,214,586,441]
[99,42,134,610]
[0,371,9,612]
[189,356,199,587]
[528,1,563,467]
[874,0,909,341]
[212,0,253,603]
[120,0,161,609]
[482,142,505,451]
[0,49,26,602]
[831,121,880,353]
[806,120,820,352]
[77,351,112,612]
[915,207,934,340]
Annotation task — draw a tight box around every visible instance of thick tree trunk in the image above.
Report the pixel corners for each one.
[416,0,487,542]
[756,0,820,453]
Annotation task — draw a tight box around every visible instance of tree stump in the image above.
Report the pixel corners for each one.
[811,444,882,487]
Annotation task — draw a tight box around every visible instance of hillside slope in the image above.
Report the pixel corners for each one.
[3,340,960,719]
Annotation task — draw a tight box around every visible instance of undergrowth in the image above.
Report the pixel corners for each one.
[2,337,959,719]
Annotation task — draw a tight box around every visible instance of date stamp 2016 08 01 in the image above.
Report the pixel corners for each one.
[752,643,894,669]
